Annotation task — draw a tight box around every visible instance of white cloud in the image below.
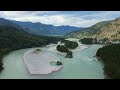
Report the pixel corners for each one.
[0,11,120,27]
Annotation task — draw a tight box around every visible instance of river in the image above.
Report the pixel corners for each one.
[0,38,104,79]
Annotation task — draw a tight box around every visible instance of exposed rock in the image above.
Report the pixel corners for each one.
[56,61,63,65]
[65,51,73,58]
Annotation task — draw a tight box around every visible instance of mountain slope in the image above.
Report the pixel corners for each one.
[0,17,84,36]
[0,26,64,71]
[12,20,83,36]
[65,17,120,41]
[94,17,120,40]
[65,20,112,39]
[0,18,22,29]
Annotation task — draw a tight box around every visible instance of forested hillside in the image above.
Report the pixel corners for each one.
[0,26,64,72]
[96,44,120,79]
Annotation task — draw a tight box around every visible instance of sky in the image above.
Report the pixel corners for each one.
[0,11,120,27]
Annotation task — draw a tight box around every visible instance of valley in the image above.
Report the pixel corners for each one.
[0,11,120,79]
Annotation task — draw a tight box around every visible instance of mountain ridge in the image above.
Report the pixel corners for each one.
[11,20,84,36]
[65,18,120,41]
[0,17,84,36]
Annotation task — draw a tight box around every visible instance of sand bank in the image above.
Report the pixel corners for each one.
[23,50,62,74]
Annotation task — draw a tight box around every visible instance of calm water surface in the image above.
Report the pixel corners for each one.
[0,39,104,79]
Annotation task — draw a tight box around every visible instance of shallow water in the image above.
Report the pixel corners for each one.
[0,40,104,79]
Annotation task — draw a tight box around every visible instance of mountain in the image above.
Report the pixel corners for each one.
[0,17,84,36]
[65,20,112,39]
[94,17,120,41]
[0,25,64,71]
[12,20,83,36]
[0,26,63,49]
[65,17,120,41]
[0,18,22,29]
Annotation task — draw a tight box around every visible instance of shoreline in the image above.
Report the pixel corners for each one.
[96,56,111,79]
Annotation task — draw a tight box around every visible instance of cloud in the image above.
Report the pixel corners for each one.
[0,11,120,27]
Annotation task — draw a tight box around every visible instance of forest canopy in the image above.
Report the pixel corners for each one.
[96,44,120,79]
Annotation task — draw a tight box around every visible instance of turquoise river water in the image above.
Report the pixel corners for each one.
[0,39,104,79]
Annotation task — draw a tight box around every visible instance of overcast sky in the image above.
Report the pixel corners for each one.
[0,11,120,27]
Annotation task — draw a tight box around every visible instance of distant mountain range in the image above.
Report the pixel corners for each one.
[11,20,84,36]
[2,16,120,41]
[65,17,120,41]
[0,18,84,36]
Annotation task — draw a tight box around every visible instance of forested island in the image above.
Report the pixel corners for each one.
[96,44,120,79]
[80,38,94,44]
[0,26,64,72]
[80,38,112,44]
[56,40,78,58]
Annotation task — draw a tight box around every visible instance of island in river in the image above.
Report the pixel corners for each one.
[0,38,104,79]
[23,49,62,74]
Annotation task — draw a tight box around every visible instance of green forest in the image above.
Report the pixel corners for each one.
[56,40,78,52]
[56,40,78,58]
[0,26,64,72]
[80,38,94,44]
[56,45,69,52]
[96,44,120,79]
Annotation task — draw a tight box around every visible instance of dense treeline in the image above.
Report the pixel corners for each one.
[56,40,78,52]
[80,38,94,44]
[0,26,64,72]
[56,45,73,58]
[56,45,69,52]
[56,40,78,58]
[80,38,112,44]
[96,44,120,79]
[64,40,78,49]
[61,40,78,49]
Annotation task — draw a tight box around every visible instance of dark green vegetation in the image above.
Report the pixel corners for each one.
[80,38,112,44]
[96,44,120,79]
[0,18,22,29]
[56,45,73,58]
[56,45,69,52]
[64,40,78,49]
[56,40,78,52]
[80,38,94,44]
[0,26,64,72]
[61,40,78,49]
[56,40,78,58]
[36,49,41,52]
